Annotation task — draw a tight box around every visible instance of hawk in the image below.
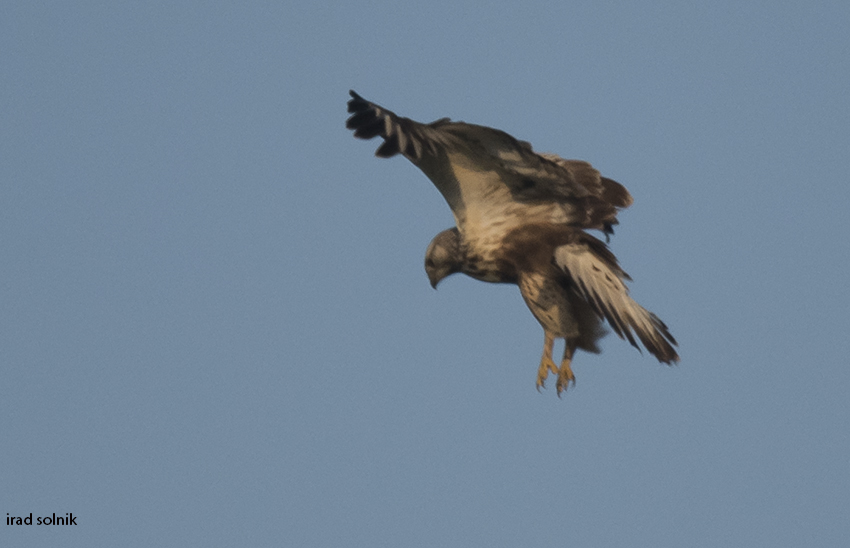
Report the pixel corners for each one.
[346,90,678,395]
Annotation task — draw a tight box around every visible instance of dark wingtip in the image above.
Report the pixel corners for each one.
[601,177,634,209]
[347,90,368,114]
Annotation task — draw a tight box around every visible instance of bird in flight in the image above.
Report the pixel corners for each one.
[346,90,678,395]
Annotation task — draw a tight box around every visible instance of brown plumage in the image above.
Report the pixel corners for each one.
[347,90,678,395]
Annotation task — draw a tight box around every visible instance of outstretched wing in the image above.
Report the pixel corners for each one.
[346,90,631,234]
[554,237,679,363]
[346,90,456,161]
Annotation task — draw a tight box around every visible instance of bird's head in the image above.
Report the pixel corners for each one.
[425,228,463,289]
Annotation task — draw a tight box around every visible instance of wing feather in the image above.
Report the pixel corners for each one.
[346,90,631,235]
[554,240,679,364]
[347,90,451,162]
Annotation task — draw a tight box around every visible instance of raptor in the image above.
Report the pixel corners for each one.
[346,90,678,395]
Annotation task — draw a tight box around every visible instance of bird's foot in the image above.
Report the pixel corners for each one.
[555,359,576,397]
[535,356,559,392]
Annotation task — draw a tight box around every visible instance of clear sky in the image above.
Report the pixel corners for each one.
[2,1,848,546]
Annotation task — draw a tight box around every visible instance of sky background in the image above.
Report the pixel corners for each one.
[2,1,849,546]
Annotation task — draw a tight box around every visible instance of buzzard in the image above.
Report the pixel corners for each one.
[346,90,678,395]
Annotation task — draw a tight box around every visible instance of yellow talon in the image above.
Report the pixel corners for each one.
[555,358,576,396]
[536,355,559,391]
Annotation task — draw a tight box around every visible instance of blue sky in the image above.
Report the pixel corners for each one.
[2,1,848,546]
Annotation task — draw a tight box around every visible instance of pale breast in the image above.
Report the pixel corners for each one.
[421,149,579,283]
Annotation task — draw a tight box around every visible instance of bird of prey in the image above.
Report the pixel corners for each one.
[346,90,678,395]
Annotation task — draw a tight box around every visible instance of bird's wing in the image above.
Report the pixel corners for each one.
[553,237,679,363]
[346,90,631,231]
[346,90,456,161]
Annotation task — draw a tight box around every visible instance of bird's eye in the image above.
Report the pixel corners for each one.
[520,179,535,189]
